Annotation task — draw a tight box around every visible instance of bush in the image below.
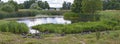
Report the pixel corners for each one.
[0,4,15,12]
[64,12,80,23]
[79,13,100,22]
[0,21,29,34]
[64,12,100,22]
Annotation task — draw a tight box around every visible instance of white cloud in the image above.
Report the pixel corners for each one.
[1,0,74,7]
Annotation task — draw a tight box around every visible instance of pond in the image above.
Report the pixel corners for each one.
[17,16,71,34]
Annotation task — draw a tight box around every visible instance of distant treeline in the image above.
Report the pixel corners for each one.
[0,10,69,19]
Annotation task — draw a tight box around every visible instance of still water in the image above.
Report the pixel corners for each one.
[17,17,71,34]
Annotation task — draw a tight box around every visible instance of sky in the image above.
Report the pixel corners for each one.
[1,0,74,8]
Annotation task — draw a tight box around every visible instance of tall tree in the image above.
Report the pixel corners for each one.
[38,1,43,8]
[67,2,71,10]
[82,0,103,14]
[71,0,82,13]
[103,0,120,10]
[62,1,67,9]
[44,1,49,9]
[62,1,71,10]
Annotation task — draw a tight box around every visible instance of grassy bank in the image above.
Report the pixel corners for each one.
[32,21,119,34]
[0,20,29,34]
[0,30,120,44]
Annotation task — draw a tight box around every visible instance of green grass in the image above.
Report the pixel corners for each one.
[0,30,120,44]
[32,21,118,34]
[0,20,9,25]
[100,10,120,21]
[0,10,120,44]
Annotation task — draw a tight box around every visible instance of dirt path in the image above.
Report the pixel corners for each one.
[80,41,86,44]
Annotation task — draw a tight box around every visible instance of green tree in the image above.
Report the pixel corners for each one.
[37,1,49,9]
[30,3,41,10]
[82,0,103,14]
[62,1,71,10]
[44,1,49,9]
[0,4,15,12]
[23,0,36,9]
[103,0,120,10]
[18,4,24,9]
[62,1,67,9]
[67,2,71,10]
[8,0,18,11]
[38,1,43,9]
[71,0,82,13]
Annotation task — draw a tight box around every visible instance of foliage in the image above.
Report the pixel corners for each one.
[0,4,15,12]
[30,3,41,10]
[69,0,102,22]
[18,4,24,9]
[64,12,100,22]
[44,1,50,9]
[32,21,117,34]
[103,0,120,10]
[64,12,80,23]
[23,0,36,9]
[82,0,103,14]
[1,30,120,44]
[62,1,71,10]
[100,10,120,23]
[38,1,44,9]
[71,0,82,13]
[8,0,18,11]
[0,9,69,19]
[38,1,50,9]
[23,0,50,9]
[0,21,29,34]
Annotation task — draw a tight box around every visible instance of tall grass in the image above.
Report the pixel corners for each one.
[0,21,29,34]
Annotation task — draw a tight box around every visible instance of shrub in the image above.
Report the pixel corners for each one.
[0,21,29,34]
[79,13,100,22]
[64,12,80,23]
[0,4,15,12]
[64,12,100,22]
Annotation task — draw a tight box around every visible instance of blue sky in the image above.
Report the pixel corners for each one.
[1,0,74,8]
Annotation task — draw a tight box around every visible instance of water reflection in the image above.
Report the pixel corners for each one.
[17,17,71,34]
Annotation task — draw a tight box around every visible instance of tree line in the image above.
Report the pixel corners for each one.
[23,0,49,9]
[62,0,120,11]
[0,0,50,12]
[64,0,120,22]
